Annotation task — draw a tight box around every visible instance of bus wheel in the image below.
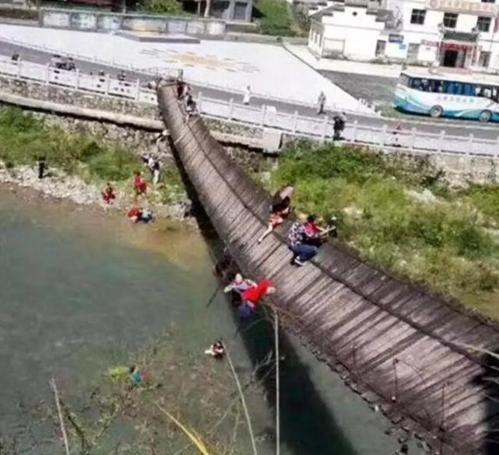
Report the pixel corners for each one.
[479,110,492,123]
[430,105,443,118]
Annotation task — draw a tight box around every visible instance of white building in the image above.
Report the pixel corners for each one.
[308,0,499,70]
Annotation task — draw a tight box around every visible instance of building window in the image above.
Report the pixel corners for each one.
[443,13,458,28]
[479,51,491,67]
[481,0,494,3]
[476,16,492,32]
[410,9,426,25]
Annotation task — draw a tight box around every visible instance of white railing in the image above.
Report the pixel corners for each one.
[0,55,497,159]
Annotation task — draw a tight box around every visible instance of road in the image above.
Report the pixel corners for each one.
[0,39,498,141]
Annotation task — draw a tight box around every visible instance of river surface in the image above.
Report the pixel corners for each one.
[0,186,412,454]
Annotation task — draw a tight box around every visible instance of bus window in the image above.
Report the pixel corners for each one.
[463,84,474,96]
[410,78,422,90]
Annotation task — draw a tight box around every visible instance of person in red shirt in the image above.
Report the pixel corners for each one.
[128,207,143,223]
[101,182,116,204]
[133,171,147,199]
[240,279,276,319]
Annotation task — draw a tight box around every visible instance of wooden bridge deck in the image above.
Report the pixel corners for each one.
[157,83,499,455]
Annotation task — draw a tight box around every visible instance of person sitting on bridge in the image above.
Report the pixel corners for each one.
[257,186,294,244]
[287,215,316,266]
[239,279,276,320]
[184,93,198,122]
[224,273,257,295]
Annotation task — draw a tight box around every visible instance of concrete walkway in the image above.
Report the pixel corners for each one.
[0,24,373,114]
[284,44,403,79]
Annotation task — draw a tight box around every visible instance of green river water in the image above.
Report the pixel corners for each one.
[0,186,415,454]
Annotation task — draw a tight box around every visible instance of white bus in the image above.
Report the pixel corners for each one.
[393,69,499,123]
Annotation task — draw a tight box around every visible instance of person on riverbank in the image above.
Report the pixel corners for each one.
[101,183,116,204]
[224,273,257,295]
[146,156,161,185]
[133,171,147,199]
[127,207,154,223]
[243,85,251,105]
[37,155,46,179]
[239,279,275,320]
[257,186,294,244]
[317,91,326,115]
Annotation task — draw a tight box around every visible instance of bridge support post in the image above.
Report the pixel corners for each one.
[17,61,22,78]
[75,69,80,89]
[134,79,140,101]
[410,127,416,151]
[229,98,234,120]
[351,120,358,143]
[197,91,203,113]
[467,134,474,156]
[105,74,110,96]
[496,136,499,158]
[320,116,328,142]
[438,130,445,153]
[379,124,387,146]
[260,105,266,127]
[45,64,50,85]
[292,110,298,134]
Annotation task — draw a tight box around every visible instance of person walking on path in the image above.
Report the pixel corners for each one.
[243,85,251,105]
[317,91,326,115]
[333,112,346,140]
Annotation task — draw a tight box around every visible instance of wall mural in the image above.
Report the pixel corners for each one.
[140,48,259,73]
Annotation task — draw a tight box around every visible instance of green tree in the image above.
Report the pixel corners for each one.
[143,0,183,15]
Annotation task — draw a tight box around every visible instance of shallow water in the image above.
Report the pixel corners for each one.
[0,186,411,454]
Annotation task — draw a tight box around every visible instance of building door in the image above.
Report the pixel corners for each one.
[407,43,419,62]
[442,49,459,67]
[375,40,386,57]
[234,2,247,21]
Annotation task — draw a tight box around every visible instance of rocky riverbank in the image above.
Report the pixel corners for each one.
[0,162,192,221]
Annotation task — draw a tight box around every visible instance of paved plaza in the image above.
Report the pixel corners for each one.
[0,24,372,113]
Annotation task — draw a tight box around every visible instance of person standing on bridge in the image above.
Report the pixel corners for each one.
[243,85,251,105]
[317,91,326,115]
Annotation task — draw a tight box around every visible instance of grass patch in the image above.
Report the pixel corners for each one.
[255,0,305,36]
[268,140,499,318]
[0,107,187,207]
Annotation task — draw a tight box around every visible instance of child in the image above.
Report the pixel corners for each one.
[133,171,147,198]
[101,183,116,204]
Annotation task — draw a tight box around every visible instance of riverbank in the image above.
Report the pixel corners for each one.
[265,140,499,319]
[0,106,193,223]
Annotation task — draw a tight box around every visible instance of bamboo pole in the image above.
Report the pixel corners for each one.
[224,345,258,455]
[274,310,280,455]
[49,378,71,455]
